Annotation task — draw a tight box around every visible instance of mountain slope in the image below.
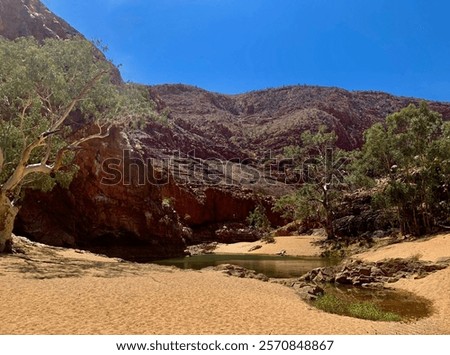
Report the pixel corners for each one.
[0,0,79,40]
[149,84,450,158]
[0,0,122,83]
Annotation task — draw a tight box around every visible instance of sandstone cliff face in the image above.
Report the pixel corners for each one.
[15,127,187,261]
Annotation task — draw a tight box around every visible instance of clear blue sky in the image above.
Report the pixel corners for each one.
[42,0,450,101]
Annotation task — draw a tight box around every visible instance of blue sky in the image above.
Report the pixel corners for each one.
[42,0,450,101]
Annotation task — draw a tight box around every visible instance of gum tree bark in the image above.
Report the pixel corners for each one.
[0,193,18,252]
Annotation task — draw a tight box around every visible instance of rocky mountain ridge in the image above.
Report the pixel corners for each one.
[148,83,450,156]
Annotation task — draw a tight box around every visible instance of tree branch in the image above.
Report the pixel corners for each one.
[23,163,53,177]
[19,97,33,146]
[67,123,112,149]
[41,142,51,165]
[1,136,46,192]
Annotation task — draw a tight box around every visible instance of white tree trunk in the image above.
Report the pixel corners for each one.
[0,193,18,253]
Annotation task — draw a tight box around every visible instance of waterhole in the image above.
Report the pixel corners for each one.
[155,253,434,321]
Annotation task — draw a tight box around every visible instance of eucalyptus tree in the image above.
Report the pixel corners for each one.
[357,103,450,236]
[0,37,155,252]
[275,127,350,239]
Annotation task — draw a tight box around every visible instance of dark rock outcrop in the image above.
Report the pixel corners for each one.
[184,242,218,256]
[275,279,325,301]
[333,189,398,238]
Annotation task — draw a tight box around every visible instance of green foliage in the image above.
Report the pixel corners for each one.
[0,37,157,197]
[314,294,402,322]
[247,205,271,231]
[0,37,106,189]
[274,127,350,239]
[357,103,450,236]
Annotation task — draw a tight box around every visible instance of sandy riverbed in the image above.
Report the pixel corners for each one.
[214,235,324,256]
[0,234,449,334]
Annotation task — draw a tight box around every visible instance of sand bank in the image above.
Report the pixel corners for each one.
[0,234,449,334]
[356,233,450,263]
[214,235,324,257]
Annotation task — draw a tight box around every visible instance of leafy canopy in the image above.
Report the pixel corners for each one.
[357,103,450,235]
[0,37,157,194]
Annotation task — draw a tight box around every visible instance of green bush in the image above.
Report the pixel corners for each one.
[247,205,270,231]
[261,234,276,244]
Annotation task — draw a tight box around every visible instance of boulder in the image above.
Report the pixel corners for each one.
[295,284,324,301]
[185,242,218,256]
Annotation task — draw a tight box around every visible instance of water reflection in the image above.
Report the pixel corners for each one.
[154,254,339,278]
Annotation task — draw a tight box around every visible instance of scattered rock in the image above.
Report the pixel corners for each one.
[302,258,449,287]
[214,224,261,243]
[334,272,352,285]
[185,242,218,256]
[274,279,324,301]
[295,284,324,301]
[207,264,269,282]
[436,257,450,264]
[273,221,304,236]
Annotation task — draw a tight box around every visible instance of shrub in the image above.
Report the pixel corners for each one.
[247,205,270,231]
[261,234,276,244]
